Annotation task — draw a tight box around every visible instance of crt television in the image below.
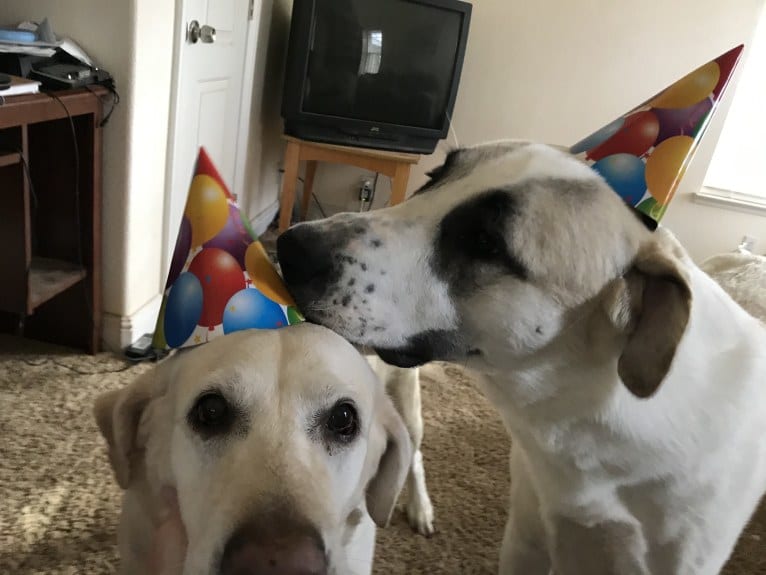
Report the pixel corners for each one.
[281,0,472,154]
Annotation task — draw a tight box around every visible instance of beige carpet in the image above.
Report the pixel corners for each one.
[0,335,764,574]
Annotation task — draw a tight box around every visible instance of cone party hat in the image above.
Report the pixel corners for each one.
[153,148,303,350]
[570,45,744,224]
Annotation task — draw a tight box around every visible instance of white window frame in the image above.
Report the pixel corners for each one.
[698,6,766,216]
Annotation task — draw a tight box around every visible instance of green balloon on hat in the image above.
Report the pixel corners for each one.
[152,297,168,349]
[287,306,304,325]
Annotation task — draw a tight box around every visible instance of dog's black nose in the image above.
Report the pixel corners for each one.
[220,515,327,575]
[277,225,335,289]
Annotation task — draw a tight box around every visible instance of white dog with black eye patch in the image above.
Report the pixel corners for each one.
[277,141,766,575]
[94,324,411,575]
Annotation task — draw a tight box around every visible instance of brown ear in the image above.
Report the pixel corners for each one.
[612,242,692,398]
[365,397,412,527]
[93,363,169,489]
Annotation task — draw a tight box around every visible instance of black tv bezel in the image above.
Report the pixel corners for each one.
[281,0,472,149]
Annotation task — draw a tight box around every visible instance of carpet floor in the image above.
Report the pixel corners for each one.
[0,337,764,574]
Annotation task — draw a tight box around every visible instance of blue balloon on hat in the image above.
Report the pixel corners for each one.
[164,272,204,347]
[591,153,647,206]
[570,117,624,155]
[222,288,288,334]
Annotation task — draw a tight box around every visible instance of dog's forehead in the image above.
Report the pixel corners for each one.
[171,325,376,405]
[171,330,282,401]
[278,324,379,395]
[415,142,597,207]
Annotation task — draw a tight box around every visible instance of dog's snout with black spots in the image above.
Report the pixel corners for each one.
[277,218,391,338]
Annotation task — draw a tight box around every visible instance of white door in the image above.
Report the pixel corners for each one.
[163,0,252,274]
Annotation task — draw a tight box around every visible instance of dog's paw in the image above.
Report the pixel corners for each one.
[406,493,435,537]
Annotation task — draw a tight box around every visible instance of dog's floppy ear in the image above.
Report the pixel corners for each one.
[365,397,413,527]
[94,362,170,489]
[605,239,692,398]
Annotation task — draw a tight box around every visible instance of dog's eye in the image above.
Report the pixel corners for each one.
[189,392,232,435]
[325,401,358,442]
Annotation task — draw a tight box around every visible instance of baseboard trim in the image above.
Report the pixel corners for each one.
[250,199,279,237]
[102,293,163,352]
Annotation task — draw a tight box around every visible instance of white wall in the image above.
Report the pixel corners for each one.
[124,0,174,316]
[240,0,293,220]
[305,0,766,260]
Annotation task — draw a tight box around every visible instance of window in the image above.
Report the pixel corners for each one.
[702,7,766,207]
[359,30,383,75]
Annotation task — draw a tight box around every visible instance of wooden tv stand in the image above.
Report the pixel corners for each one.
[278,135,421,232]
[0,88,105,353]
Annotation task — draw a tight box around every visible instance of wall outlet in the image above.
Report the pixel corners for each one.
[359,179,374,202]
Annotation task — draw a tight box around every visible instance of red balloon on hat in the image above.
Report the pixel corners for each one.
[586,111,660,161]
[188,248,246,328]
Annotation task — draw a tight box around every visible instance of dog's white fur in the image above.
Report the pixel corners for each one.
[277,141,766,574]
[94,324,412,575]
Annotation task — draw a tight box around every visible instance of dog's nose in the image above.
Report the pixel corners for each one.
[277,225,335,289]
[220,518,327,575]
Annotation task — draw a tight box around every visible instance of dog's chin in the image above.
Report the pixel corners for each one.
[374,347,432,368]
[373,329,468,368]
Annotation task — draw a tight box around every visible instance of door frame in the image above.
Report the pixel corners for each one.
[160,0,262,289]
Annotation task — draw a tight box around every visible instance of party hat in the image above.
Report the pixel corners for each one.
[570,45,744,224]
[153,148,303,350]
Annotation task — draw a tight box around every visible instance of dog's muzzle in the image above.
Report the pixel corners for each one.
[277,226,338,315]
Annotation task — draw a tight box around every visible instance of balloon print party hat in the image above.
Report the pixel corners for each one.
[570,45,744,224]
[153,148,303,350]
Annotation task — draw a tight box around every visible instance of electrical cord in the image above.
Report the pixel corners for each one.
[44,91,93,326]
[0,143,38,212]
[84,80,120,127]
[312,191,328,218]
[1,144,39,320]
[21,357,135,374]
[277,168,328,219]
[44,92,83,266]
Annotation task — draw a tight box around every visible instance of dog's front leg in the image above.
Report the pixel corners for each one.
[548,514,649,575]
[500,448,551,575]
[384,365,435,536]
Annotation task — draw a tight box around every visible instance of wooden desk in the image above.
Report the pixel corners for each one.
[0,88,105,353]
[278,135,420,232]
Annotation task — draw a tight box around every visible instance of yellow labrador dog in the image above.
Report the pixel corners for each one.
[94,324,411,575]
[277,141,766,575]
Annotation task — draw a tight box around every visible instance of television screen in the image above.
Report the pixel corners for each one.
[303,0,464,130]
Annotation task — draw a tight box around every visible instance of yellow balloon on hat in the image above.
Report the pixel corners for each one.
[185,174,229,247]
[245,241,295,306]
[650,62,720,109]
[645,136,694,205]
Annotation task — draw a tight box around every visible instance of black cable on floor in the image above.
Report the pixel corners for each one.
[20,357,134,374]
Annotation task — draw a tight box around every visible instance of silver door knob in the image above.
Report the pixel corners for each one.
[187,20,216,44]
